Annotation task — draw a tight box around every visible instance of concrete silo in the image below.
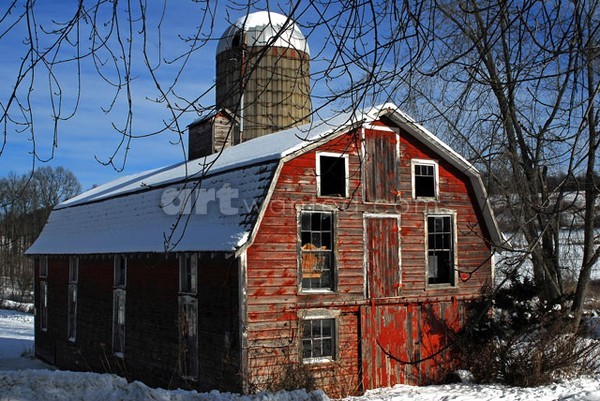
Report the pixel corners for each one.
[215,11,312,143]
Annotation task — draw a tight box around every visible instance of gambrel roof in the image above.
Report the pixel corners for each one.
[27,103,502,255]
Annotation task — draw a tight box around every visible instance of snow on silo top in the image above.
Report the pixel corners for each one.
[216,11,309,55]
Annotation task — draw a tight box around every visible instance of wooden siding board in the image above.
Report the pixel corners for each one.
[365,217,400,299]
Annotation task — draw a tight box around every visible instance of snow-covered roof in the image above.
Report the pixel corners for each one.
[26,109,363,255]
[26,162,277,254]
[216,11,309,55]
[27,103,502,255]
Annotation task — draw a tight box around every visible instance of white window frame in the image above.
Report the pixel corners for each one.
[298,207,336,294]
[300,314,338,364]
[179,254,198,294]
[411,159,439,200]
[425,212,458,287]
[67,256,79,342]
[316,152,349,198]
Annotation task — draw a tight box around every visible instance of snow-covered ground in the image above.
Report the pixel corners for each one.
[0,309,598,400]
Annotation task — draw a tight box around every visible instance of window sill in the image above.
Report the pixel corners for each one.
[427,283,456,289]
[414,196,437,201]
[302,357,336,365]
[299,289,336,295]
[178,291,198,296]
[317,194,348,199]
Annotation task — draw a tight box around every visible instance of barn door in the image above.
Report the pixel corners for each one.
[360,302,463,390]
[362,215,403,389]
[360,304,410,390]
[364,215,400,299]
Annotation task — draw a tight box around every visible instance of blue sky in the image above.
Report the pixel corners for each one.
[0,1,366,191]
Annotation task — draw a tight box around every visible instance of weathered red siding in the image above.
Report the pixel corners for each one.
[244,121,492,396]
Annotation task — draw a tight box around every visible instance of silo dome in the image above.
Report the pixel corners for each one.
[215,11,312,143]
[216,11,310,56]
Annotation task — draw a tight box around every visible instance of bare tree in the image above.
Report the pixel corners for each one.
[381,0,599,324]
[0,166,81,301]
[0,1,597,325]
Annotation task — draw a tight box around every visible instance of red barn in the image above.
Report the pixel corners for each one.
[27,104,501,396]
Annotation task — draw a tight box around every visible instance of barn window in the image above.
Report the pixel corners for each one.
[427,215,455,285]
[302,318,336,363]
[317,153,348,197]
[39,257,48,332]
[39,280,48,332]
[179,254,198,294]
[179,254,198,379]
[39,256,48,278]
[113,255,127,356]
[179,296,199,379]
[364,130,399,203]
[67,256,79,342]
[300,211,334,292]
[112,289,126,356]
[114,255,127,288]
[413,160,438,199]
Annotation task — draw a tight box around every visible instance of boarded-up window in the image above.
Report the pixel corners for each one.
[39,256,48,278]
[179,254,198,294]
[112,289,126,356]
[68,256,78,342]
[113,255,127,356]
[38,256,48,332]
[364,131,398,202]
[365,216,400,298]
[179,296,199,379]
[302,318,336,362]
[300,211,334,291]
[427,216,454,285]
[114,255,127,288]
[39,280,48,331]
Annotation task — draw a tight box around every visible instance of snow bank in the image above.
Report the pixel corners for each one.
[345,377,600,401]
[0,300,34,313]
[0,370,329,401]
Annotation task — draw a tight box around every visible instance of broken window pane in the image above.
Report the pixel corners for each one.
[300,211,334,291]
